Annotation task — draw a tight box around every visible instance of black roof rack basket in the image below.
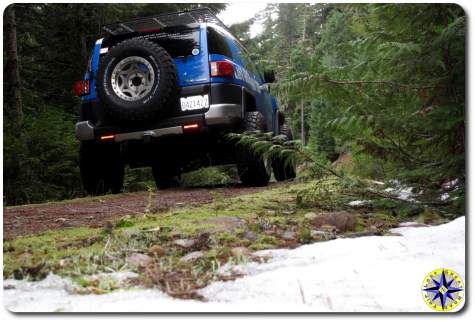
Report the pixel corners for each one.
[102,7,226,36]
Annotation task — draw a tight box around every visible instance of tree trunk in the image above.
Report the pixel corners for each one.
[4,4,23,124]
[80,31,88,65]
[300,99,306,145]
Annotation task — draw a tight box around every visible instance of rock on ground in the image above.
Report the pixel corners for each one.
[148,245,167,257]
[242,231,258,241]
[126,253,153,268]
[231,247,251,258]
[173,239,195,249]
[304,212,318,221]
[311,211,357,232]
[203,216,247,234]
[180,251,205,263]
[281,231,297,241]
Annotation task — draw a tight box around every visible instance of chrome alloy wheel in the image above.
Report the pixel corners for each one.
[111,56,157,101]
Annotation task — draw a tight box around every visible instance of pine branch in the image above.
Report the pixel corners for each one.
[324,78,441,90]
[277,74,443,91]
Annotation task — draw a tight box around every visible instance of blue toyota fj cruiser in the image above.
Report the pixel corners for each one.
[74,8,295,195]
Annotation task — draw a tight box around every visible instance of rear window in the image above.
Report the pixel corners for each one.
[140,28,200,58]
[207,27,233,58]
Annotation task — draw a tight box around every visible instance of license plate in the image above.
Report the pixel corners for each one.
[180,95,209,111]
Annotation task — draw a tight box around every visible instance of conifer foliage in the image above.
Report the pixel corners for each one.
[233,3,465,213]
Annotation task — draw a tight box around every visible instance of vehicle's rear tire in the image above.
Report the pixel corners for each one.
[79,141,125,195]
[152,165,181,190]
[236,112,271,186]
[272,123,297,181]
[96,38,178,122]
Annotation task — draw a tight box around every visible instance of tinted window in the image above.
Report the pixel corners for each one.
[207,27,233,58]
[143,28,200,57]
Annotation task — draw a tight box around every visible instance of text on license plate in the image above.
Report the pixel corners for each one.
[180,95,209,111]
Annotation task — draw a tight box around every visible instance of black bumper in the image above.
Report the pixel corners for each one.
[76,83,244,142]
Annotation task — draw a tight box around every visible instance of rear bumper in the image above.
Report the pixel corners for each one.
[75,103,243,142]
[204,103,242,125]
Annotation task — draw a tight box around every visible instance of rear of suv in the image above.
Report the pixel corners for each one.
[74,8,296,195]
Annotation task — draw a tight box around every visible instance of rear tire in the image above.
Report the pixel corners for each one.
[79,141,124,195]
[236,112,271,186]
[272,123,297,181]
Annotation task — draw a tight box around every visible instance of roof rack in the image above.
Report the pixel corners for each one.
[102,7,226,36]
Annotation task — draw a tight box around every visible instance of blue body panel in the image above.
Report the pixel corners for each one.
[82,39,103,101]
[82,23,278,132]
[208,54,273,132]
[174,25,210,87]
[206,24,274,131]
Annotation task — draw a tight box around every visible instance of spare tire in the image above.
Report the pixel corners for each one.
[97,38,178,122]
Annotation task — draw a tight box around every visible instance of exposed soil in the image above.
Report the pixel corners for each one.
[3,184,279,239]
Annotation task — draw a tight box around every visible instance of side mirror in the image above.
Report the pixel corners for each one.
[264,70,276,83]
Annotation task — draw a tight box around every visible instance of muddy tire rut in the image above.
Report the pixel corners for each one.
[3,184,278,239]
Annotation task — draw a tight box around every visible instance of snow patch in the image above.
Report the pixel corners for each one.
[199,217,465,312]
[440,192,450,201]
[442,179,459,190]
[348,200,371,207]
[384,186,416,201]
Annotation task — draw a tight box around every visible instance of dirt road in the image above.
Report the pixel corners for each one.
[3,184,278,239]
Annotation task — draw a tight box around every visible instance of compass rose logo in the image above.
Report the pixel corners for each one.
[422,268,464,312]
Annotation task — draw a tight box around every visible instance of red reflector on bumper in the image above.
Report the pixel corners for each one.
[100,135,115,140]
[183,123,199,130]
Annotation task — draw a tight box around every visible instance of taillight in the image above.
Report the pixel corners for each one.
[73,80,90,97]
[210,61,234,78]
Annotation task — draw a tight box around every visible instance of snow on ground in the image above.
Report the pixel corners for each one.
[383,186,416,201]
[348,200,372,207]
[4,217,465,312]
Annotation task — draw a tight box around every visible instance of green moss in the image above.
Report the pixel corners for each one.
[297,227,312,243]
[417,208,445,225]
[3,226,106,278]
[250,243,276,251]
[364,212,400,228]
[355,219,366,232]
[256,235,279,245]
[115,218,134,228]
[216,232,240,245]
